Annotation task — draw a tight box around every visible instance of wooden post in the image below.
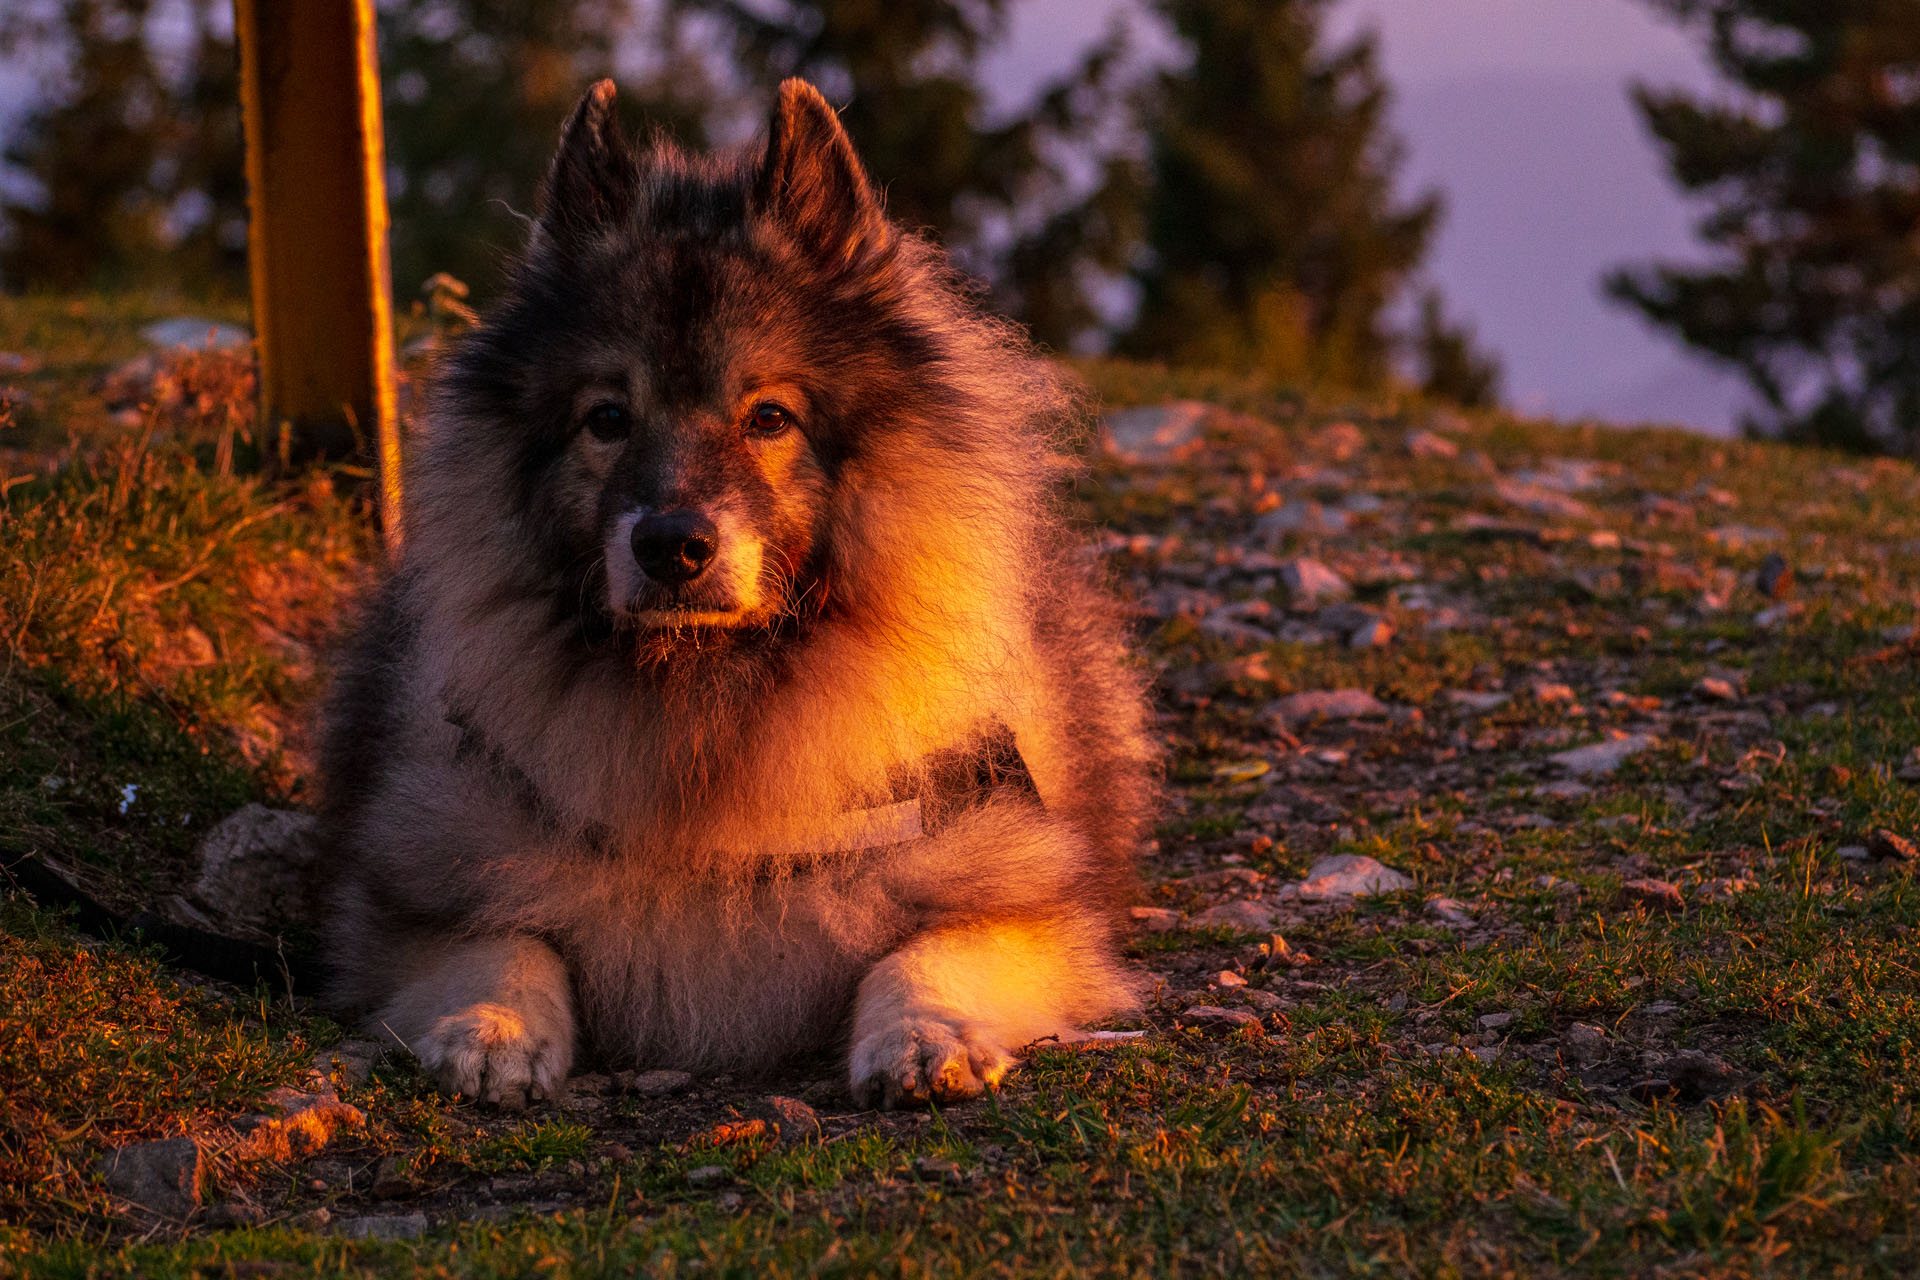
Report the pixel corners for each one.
[235,0,402,552]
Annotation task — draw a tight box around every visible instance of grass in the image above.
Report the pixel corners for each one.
[3,294,1920,1274]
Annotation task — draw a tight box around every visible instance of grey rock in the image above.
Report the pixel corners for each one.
[1282,854,1413,901]
[617,1068,694,1096]
[686,1164,732,1188]
[1190,899,1282,932]
[1101,401,1209,462]
[1445,689,1510,713]
[1619,878,1685,912]
[335,1213,428,1241]
[1348,618,1395,648]
[1405,429,1459,459]
[1868,828,1918,862]
[1477,1012,1516,1031]
[141,317,251,351]
[1426,897,1474,927]
[313,1038,385,1087]
[1255,501,1350,539]
[1550,734,1659,777]
[1180,1005,1263,1030]
[99,1137,203,1218]
[187,804,319,935]
[757,1095,822,1144]
[912,1156,967,1183]
[1270,688,1387,724]
[1278,557,1351,605]
[1493,478,1595,521]
[1128,905,1182,932]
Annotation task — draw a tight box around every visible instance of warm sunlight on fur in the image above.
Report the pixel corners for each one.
[317,77,1156,1106]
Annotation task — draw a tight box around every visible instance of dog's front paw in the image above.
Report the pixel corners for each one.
[415,1002,572,1108]
[850,1016,1015,1109]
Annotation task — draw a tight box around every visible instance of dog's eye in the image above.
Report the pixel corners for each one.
[747,401,793,437]
[584,402,629,441]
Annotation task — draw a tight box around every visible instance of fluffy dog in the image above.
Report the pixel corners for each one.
[319,77,1154,1108]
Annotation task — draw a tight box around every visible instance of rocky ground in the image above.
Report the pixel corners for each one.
[2,300,1918,1276]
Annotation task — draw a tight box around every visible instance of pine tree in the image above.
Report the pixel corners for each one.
[1122,0,1441,390]
[1610,0,1920,453]
[679,0,1141,350]
[1,0,247,293]
[377,0,713,298]
[1414,290,1503,409]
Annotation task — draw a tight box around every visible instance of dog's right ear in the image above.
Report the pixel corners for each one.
[534,80,640,251]
[752,79,888,264]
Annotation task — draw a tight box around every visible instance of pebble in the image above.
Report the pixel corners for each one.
[1213,970,1247,988]
[1756,552,1792,598]
[912,1156,967,1183]
[1269,688,1387,724]
[1348,618,1395,648]
[1190,899,1283,932]
[1281,854,1414,901]
[685,1164,732,1188]
[756,1095,823,1144]
[98,1137,203,1219]
[141,317,251,350]
[1619,878,1685,912]
[1425,897,1474,927]
[1278,557,1352,606]
[1445,689,1510,713]
[1868,829,1917,862]
[616,1068,695,1096]
[1129,905,1183,932]
[1405,429,1460,459]
[1550,734,1659,777]
[1694,676,1739,701]
[1477,1012,1515,1031]
[334,1213,428,1241]
[1101,401,1209,462]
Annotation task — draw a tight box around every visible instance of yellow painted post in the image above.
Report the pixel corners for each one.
[235,0,402,552]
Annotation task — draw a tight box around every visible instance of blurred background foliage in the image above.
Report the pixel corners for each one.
[3,0,1919,443]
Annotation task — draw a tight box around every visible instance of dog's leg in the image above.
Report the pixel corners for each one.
[371,934,574,1107]
[848,917,1129,1108]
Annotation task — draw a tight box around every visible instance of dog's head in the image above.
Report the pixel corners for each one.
[418,78,1065,679]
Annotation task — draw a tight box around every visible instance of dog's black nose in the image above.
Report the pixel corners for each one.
[631,510,718,584]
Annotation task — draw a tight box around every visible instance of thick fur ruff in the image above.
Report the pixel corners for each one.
[318,78,1156,1105]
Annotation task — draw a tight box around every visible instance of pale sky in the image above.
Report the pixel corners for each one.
[992,0,1751,433]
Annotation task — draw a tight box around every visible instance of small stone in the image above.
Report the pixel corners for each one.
[1213,970,1247,988]
[1867,829,1918,862]
[715,1190,745,1211]
[206,1202,265,1228]
[912,1156,966,1183]
[617,1068,694,1096]
[1129,905,1182,932]
[1550,734,1658,777]
[236,1092,364,1162]
[1694,676,1738,701]
[1533,780,1592,801]
[1477,1012,1515,1031]
[1642,1001,1681,1016]
[1426,897,1474,927]
[313,1038,384,1087]
[99,1137,203,1218]
[1619,878,1685,913]
[1530,681,1577,704]
[1756,552,1792,598]
[1284,854,1413,901]
[141,317,251,351]
[371,1155,418,1200]
[1180,1005,1263,1030]
[1269,688,1387,724]
[757,1096,822,1145]
[1837,845,1869,862]
[1348,618,1395,648]
[1190,899,1283,932]
[1445,689,1510,714]
[186,804,320,936]
[685,1164,732,1188]
[1278,557,1352,606]
[1255,501,1351,539]
[1405,429,1460,459]
[1101,401,1209,463]
[1566,1020,1612,1051]
[334,1213,428,1241]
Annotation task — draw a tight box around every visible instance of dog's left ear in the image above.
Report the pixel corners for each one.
[535,79,641,251]
[752,79,889,263]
